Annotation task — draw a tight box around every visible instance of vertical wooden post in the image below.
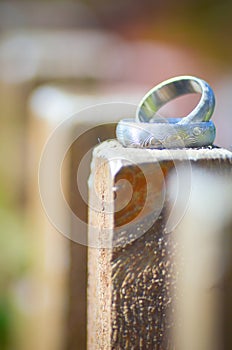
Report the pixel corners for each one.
[27,95,70,350]
[28,87,140,349]
[170,168,232,350]
[88,140,232,349]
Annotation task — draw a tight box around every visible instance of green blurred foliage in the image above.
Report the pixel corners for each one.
[0,208,31,349]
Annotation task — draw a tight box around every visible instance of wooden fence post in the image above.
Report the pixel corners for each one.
[28,86,140,350]
[88,140,232,349]
[170,167,232,350]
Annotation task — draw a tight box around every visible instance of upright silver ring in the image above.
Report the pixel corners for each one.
[136,75,215,125]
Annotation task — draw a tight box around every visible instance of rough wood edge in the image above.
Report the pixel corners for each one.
[88,157,114,350]
[87,140,232,349]
[92,140,232,164]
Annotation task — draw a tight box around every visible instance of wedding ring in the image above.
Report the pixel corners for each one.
[116,118,216,149]
[116,76,216,149]
[136,76,215,125]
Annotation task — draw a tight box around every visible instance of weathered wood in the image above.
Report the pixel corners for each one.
[88,140,232,350]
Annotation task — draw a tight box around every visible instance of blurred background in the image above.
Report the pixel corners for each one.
[0,0,232,349]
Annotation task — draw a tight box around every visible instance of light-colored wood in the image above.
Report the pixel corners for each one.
[0,30,126,82]
[28,86,141,350]
[170,168,232,350]
[0,29,143,208]
[26,107,69,350]
[88,140,232,349]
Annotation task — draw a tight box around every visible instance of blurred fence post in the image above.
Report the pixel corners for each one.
[170,167,232,350]
[0,30,129,208]
[27,91,70,350]
[87,140,232,349]
[28,86,140,350]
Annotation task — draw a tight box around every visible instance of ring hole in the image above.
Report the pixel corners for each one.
[157,93,201,119]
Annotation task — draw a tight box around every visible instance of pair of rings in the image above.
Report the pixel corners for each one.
[116,76,216,149]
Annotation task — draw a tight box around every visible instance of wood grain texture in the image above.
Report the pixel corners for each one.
[88,140,232,350]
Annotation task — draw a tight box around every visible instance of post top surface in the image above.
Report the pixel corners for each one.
[93,140,232,164]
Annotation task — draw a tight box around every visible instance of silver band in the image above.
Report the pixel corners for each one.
[136,76,215,125]
[116,118,216,149]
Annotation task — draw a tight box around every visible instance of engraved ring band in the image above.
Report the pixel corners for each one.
[116,76,216,149]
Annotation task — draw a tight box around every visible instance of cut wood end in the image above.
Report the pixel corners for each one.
[93,140,232,164]
[89,140,232,248]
